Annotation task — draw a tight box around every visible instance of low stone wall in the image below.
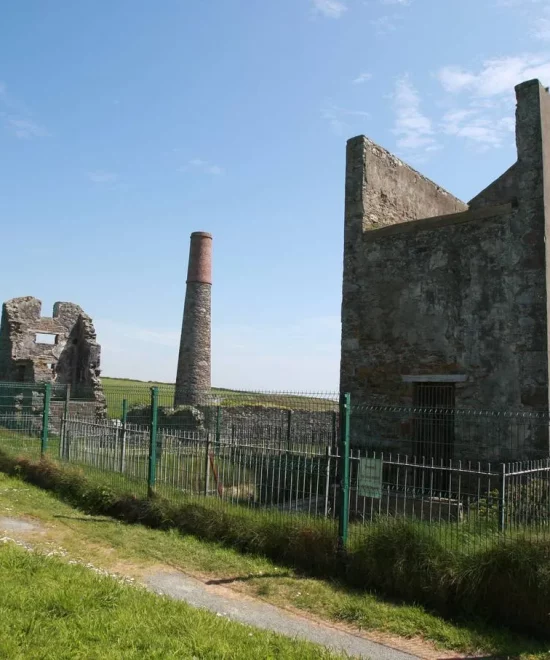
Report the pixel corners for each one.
[127,404,205,431]
[126,403,339,449]
[50,401,104,430]
[209,406,338,448]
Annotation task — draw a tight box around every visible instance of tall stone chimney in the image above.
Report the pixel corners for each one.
[174,232,212,406]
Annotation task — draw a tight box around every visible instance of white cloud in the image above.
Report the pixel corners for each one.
[435,54,550,151]
[370,15,399,35]
[392,76,439,153]
[88,170,118,184]
[437,68,477,94]
[437,54,550,97]
[321,101,370,135]
[381,0,411,5]
[441,110,514,150]
[352,72,372,84]
[311,0,347,18]
[184,159,224,175]
[96,315,340,392]
[7,118,49,139]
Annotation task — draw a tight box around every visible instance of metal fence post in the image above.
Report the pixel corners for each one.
[65,430,71,462]
[204,433,211,496]
[286,410,292,452]
[338,392,351,550]
[41,383,52,458]
[324,445,331,517]
[148,387,159,497]
[119,398,128,474]
[499,462,506,533]
[215,406,221,444]
[60,384,71,459]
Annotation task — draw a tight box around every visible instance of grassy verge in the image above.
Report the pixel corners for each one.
[0,543,338,660]
[0,455,549,657]
[101,376,337,416]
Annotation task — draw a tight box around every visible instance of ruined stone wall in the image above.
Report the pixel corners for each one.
[340,80,550,460]
[468,163,518,210]
[127,404,338,448]
[342,205,534,406]
[209,406,338,448]
[0,297,78,382]
[50,401,104,428]
[0,297,105,415]
[344,136,467,241]
[541,82,550,403]
[342,138,469,406]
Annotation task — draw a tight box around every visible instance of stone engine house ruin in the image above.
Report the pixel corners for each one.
[340,79,550,459]
[0,296,104,404]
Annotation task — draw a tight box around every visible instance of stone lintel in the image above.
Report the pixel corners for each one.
[401,375,468,383]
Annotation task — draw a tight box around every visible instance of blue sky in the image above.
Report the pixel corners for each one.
[1,0,549,392]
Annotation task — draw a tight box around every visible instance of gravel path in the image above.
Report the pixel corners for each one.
[0,515,422,659]
[0,516,38,532]
[146,570,420,660]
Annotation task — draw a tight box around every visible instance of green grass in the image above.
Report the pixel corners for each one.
[0,543,339,660]
[0,464,549,657]
[101,376,337,419]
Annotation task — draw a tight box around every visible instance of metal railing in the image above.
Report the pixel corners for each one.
[1,380,550,551]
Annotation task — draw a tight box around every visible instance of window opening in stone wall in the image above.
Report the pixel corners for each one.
[412,382,455,464]
[35,333,57,345]
[16,364,27,382]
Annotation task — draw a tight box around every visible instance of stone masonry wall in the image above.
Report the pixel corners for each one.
[209,406,338,448]
[468,163,518,210]
[0,297,106,416]
[127,404,338,448]
[341,137,470,405]
[344,135,467,242]
[340,80,550,461]
[175,283,212,404]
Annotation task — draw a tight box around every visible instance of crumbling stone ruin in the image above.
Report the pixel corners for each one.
[340,79,550,459]
[0,296,105,414]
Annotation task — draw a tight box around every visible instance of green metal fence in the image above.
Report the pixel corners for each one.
[1,381,550,552]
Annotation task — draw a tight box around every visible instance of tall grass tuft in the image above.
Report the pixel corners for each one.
[1,450,549,639]
[455,538,550,636]
[347,521,455,613]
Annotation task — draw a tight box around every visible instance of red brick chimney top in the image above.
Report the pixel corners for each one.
[187,232,212,284]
